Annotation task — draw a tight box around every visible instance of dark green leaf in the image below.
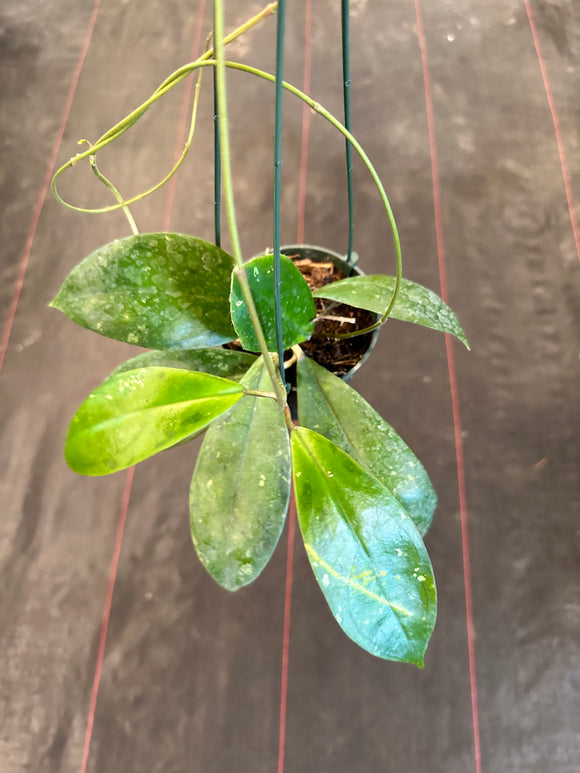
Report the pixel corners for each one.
[314,275,469,348]
[297,356,436,535]
[230,254,316,352]
[291,427,436,665]
[51,233,236,349]
[66,367,243,475]
[190,357,291,590]
[111,347,257,382]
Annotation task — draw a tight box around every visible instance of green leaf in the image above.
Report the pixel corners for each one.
[51,233,237,349]
[314,275,469,348]
[190,357,291,590]
[297,356,436,535]
[230,254,316,352]
[111,347,257,382]
[65,367,244,475]
[291,427,436,665]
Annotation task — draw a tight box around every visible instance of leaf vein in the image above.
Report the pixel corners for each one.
[304,543,413,617]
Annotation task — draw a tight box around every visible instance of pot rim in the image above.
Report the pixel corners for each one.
[277,243,380,384]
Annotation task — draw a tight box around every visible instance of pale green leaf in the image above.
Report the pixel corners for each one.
[190,357,291,590]
[297,356,436,534]
[292,427,437,665]
[66,367,243,475]
[111,347,257,381]
[51,233,236,349]
[314,275,469,347]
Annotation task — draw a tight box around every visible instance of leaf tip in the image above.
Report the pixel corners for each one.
[454,320,470,349]
[218,576,247,593]
[63,446,85,476]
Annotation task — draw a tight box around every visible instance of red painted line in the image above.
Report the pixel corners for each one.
[296,0,312,244]
[413,3,482,773]
[162,0,208,231]
[277,6,313,771]
[79,467,134,773]
[524,0,580,263]
[79,3,208,770]
[0,0,102,377]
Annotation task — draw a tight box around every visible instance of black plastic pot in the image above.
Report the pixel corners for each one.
[281,244,379,379]
[280,244,380,418]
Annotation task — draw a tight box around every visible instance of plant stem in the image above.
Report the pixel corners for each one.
[80,142,139,234]
[221,60,403,323]
[155,3,278,94]
[51,2,278,214]
[244,389,278,400]
[213,0,287,410]
[51,1,402,331]
[341,0,354,265]
[55,51,402,327]
[53,54,207,217]
[213,69,222,247]
[283,405,294,431]
[273,0,287,391]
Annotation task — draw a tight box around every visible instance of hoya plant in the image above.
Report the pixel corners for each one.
[50,1,467,666]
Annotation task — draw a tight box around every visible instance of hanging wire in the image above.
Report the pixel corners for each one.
[273,0,287,391]
[213,68,222,247]
[341,0,354,265]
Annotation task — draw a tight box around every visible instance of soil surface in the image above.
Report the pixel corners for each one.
[289,255,376,378]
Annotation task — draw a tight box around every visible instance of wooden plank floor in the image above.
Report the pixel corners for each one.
[1,1,579,771]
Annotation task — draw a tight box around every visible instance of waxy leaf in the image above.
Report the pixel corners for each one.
[314,275,469,347]
[112,347,257,382]
[66,367,244,475]
[51,233,237,349]
[230,254,316,352]
[291,427,436,665]
[190,357,291,590]
[297,356,436,534]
